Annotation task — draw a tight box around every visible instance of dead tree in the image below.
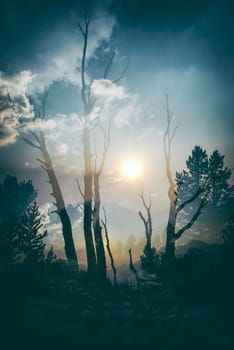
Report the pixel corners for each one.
[77,15,129,279]
[23,95,78,271]
[163,96,207,262]
[138,190,152,249]
[77,15,97,279]
[92,119,111,282]
[102,207,117,286]
[138,190,159,274]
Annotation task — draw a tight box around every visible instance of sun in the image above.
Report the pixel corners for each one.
[122,160,142,178]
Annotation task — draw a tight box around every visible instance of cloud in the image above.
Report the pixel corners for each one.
[56,142,68,156]
[112,94,142,128]
[91,79,126,99]
[0,71,34,146]
[22,112,83,166]
[28,13,116,93]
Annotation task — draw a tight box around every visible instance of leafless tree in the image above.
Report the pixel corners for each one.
[138,189,152,249]
[92,118,111,282]
[77,15,97,279]
[77,15,128,280]
[23,94,79,271]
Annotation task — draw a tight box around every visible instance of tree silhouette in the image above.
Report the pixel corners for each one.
[76,15,128,280]
[76,15,98,279]
[166,146,231,259]
[0,175,37,225]
[176,148,232,227]
[24,95,79,271]
[19,202,47,265]
[101,207,118,286]
[138,190,158,274]
[45,246,58,265]
[163,99,232,261]
[208,150,232,206]
[92,119,111,283]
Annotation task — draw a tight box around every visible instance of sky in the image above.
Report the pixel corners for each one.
[0,0,233,260]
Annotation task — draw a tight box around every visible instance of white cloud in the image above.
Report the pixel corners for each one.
[0,71,34,146]
[113,94,142,128]
[91,79,126,99]
[40,202,53,227]
[56,142,68,156]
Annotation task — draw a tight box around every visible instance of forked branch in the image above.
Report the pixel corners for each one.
[102,207,117,286]
[138,189,152,246]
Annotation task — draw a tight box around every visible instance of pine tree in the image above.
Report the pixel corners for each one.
[140,245,158,274]
[19,202,47,265]
[45,246,58,265]
[186,146,208,191]
[176,146,208,207]
[208,150,232,206]
[0,175,37,225]
[164,144,232,261]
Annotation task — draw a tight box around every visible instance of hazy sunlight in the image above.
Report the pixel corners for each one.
[122,160,142,178]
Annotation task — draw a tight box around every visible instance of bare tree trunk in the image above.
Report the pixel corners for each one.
[24,132,79,271]
[163,97,208,262]
[77,15,127,280]
[138,190,153,249]
[102,207,117,286]
[165,202,176,262]
[93,174,106,283]
[83,127,97,278]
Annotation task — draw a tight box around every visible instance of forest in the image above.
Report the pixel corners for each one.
[0,1,234,349]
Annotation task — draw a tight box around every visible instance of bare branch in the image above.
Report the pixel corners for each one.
[77,15,91,112]
[97,117,111,176]
[138,211,147,225]
[76,178,85,199]
[51,209,58,214]
[102,207,118,286]
[139,189,153,246]
[77,21,85,36]
[103,52,116,79]
[163,95,178,203]
[113,57,130,83]
[139,189,151,211]
[36,158,46,166]
[41,89,48,120]
[175,199,207,240]
[22,137,41,150]
[84,13,91,26]
[77,203,84,212]
[30,131,41,145]
[40,164,48,173]
[169,124,179,144]
[177,188,203,213]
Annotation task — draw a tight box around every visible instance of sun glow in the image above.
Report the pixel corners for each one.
[122,160,142,178]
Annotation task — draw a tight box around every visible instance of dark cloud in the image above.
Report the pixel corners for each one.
[0,0,233,78]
